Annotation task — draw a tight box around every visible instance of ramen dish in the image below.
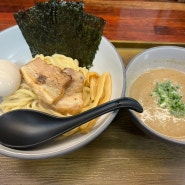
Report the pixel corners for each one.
[0,54,112,135]
[129,68,185,139]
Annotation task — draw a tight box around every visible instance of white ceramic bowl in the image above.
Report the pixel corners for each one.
[0,25,125,159]
[126,46,185,145]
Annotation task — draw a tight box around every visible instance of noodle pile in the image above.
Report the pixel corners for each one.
[0,54,112,135]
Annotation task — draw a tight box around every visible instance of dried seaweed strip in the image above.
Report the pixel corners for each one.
[14,0,105,68]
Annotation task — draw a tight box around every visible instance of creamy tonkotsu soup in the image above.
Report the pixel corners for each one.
[129,68,185,139]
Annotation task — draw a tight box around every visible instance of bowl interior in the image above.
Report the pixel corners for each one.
[0,26,125,159]
[126,46,185,145]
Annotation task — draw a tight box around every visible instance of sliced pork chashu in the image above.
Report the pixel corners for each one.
[20,58,72,104]
[51,68,85,115]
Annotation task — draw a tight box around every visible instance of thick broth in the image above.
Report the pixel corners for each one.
[129,68,185,139]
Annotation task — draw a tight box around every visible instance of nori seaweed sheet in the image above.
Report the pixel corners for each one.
[14,0,106,68]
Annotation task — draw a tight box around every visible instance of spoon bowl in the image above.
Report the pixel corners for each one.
[0,97,143,149]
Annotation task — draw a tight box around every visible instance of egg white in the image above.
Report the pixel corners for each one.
[0,60,21,96]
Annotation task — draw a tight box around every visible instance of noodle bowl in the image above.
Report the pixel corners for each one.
[0,25,125,159]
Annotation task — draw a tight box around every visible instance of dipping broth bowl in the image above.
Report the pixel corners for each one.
[126,46,185,146]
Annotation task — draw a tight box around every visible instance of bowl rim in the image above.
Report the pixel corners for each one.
[126,45,185,71]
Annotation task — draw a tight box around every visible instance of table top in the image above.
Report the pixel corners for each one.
[1,0,185,44]
[1,1,185,185]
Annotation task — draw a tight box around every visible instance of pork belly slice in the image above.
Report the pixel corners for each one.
[20,58,72,104]
[51,68,85,115]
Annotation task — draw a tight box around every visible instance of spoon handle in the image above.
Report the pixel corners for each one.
[58,97,143,133]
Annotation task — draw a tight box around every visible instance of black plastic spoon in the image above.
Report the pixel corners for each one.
[0,97,143,149]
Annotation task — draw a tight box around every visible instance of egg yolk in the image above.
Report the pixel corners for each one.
[0,60,21,96]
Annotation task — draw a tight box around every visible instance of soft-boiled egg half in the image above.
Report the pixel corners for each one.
[0,60,21,96]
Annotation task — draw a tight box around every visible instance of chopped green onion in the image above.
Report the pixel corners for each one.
[151,81,185,117]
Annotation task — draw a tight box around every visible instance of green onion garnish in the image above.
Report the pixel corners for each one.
[151,81,185,117]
